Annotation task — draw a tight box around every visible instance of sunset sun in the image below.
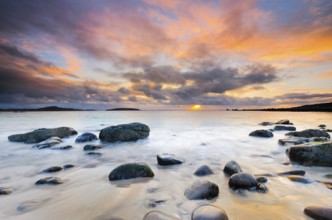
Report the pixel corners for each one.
[189,104,202,111]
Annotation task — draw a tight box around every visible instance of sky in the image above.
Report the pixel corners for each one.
[0,0,332,110]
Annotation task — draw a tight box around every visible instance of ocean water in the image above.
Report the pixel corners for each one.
[0,111,331,220]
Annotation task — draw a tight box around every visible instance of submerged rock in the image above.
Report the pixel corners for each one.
[286,129,330,138]
[8,127,77,144]
[278,170,306,176]
[194,165,214,176]
[0,187,13,195]
[256,176,268,183]
[286,142,332,166]
[143,211,181,220]
[278,137,310,146]
[192,205,229,220]
[249,130,273,138]
[35,177,63,185]
[275,119,293,125]
[223,160,243,176]
[184,180,219,200]
[259,122,274,126]
[319,124,327,129]
[51,145,73,150]
[304,206,332,220]
[157,153,184,166]
[287,175,313,184]
[32,137,62,149]
[109,163,154,181]
[75,132,98,143]
[99,122,149,142]
[86,152,102,157]
[83,144,102,151]
[63,164,74,169]
[147,199,166,208]
[273,125,296,131]
[42,166,63,173]
[229,172,267,192]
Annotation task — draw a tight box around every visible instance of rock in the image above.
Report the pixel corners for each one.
[8,127,77,144]
[108,163,154,181]
[286,142,332,166]
[312,137,330,142]
[32,137,62,149]
[35,177,63,185]
[99,122,149,142]
[229,172,267,192]
[287,175,312,184]
[75,132,98,143]
[63,164,74,169]
[192,205,229,220]
[42,166,63,173]
[318,181,332,190]
[83,144,102,151]
[157,154,184,166]
[86,152,102,157]
[147,199,166,208]
[319,124,327,129]
[324,174,332,179]
[51,145,73,150]
[223,160,243,176]
[249,130,273,138]
[278,137,310,145]
[326,129,332,132]
[256,176,268,183]
[143,211,181,220]
[304,206,332,220]
[273,125,296,131]
[286,129,330,138]
[278,170,306,176]
[275,119,293,125]
[184,180,219,200]
[259,122,274,126]
[194,165,214,176]
[0,187,13,195]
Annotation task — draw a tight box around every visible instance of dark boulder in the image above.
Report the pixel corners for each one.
[319,124,327,129]
[256,176,268,183]
[249,130,273,138]
[259,122,274,126]
[0,187,13,195]
[194,165,214,176]
[278,137,310,146]
[83,144,102,151]
[86,152,102,157]
[99,122,149,142]
[35,177,63,185]
[275,119,293,125]
[229,172,267,192]
[286,142,332,166]
[287,175,313,184]
[63,164,74,169]
[278,170,306,176]
[223,160,243,176]
[286,129,330,138]
[51,145,73,150]
[157,154,184,166]
[8,127,77,144]
[273,125,296,131]
[108,163,154,181]
[192,205,229,220]
[75,132,98,143]
[42,166,63,173]
[32,137,62,149]
[304,206,332,220]
[184,180,219,200]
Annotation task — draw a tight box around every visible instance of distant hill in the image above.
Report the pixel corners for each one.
[106,108,140,111]
[0,106,85,112]
[241,102,332,112]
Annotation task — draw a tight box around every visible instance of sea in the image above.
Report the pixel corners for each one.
[0,111,331,220]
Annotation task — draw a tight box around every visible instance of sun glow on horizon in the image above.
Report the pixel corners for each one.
[188,104,202,111]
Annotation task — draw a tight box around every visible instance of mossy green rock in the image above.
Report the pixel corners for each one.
[109,163,154,181]
[99,123,149,142]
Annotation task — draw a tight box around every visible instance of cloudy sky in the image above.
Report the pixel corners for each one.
[0,0,331,110]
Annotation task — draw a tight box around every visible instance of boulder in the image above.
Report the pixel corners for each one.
[35,177,63,185]
[275,119,293,125]
[8,127,77,144]
[108,163,154,181]
[304,206,332,220]
[157,154,184,166]
[319,124,327,129]
[83,144,102,151]
[286,142,332,166]
[75,132,98,143]
[143,211,181,220]
[192,205,229,220]
[99,122,149,142]
[278,137,310,146]
[223,160,243,176]
[32,137,62,149]
[259,122,274,126]
[194,165,214,176]
[278,170,305,176]
[273,125,296,131]
[184,180,219,200]
[287,175,313,184]
[63,164,74,169]
[229,172,267,192]
[249,130,273,138]
[286,129,330,138]
[42,166,63,173]
[256,176,268,183]
[0,187,13,195]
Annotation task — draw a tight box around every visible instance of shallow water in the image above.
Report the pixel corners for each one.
[0,111,331,220]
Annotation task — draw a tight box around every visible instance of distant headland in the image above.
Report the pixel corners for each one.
[106,108,140,111]
[0,106,140,112]
[232,102,332,112]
